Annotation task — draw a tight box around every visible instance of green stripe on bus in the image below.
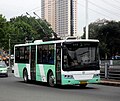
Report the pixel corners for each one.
[36,64,42,81]
[43,65,56,83]
[18,64,26,78]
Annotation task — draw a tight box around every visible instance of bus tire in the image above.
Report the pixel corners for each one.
[23,69,28,83]
[48,72,55,87]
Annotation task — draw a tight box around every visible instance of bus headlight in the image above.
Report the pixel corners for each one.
[64,75,73,79]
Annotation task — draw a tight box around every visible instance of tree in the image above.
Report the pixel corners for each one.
[10,16,53,40]
[0,14,7,49]
[0,14,54,54]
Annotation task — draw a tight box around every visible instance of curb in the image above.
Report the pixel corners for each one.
[99,80,120,87]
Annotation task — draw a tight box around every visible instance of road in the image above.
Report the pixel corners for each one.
[0,73,120,101]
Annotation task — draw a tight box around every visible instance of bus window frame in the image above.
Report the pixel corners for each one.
[37,44,54,65]
[15,46,29,63]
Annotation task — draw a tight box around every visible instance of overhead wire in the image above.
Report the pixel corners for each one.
[16,7,41,17]
[101,0,120,11]
[19,0,57,17]
[15,0,120,20]
[77,1,115,19]
[26,0,112,18]
[15,0,119,25]
[88,0,120,18]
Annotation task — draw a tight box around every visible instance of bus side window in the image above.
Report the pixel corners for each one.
[48,50,54,64]
[15,47,20,63]
[37,44,54,65]
[42,45,48,64]
[48,45,54,64]
[37,46,42,64]
[24,46,29,63]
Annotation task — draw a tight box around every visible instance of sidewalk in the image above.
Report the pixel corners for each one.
[99,79,120,87]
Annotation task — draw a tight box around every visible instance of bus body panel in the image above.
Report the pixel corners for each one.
[14,63,20,78]
[36,64,56,83]
[14,63,56,83]
[14,63,31,79]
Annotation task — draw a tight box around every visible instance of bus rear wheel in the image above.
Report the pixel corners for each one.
[48,72,55,87]
[23,69,28,83]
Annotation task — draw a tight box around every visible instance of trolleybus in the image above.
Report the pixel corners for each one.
[14,38,100,87]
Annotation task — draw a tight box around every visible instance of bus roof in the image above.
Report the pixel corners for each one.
[14,39,99,47]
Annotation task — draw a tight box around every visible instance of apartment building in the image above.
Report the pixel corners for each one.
[41,0,77,38]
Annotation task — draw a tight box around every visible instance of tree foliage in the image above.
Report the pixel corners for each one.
[0,15,7,48]
[0,14,53,53]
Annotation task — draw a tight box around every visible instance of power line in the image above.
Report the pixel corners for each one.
[21,0,74,18]
[77,2,114,19]
[41,0,114,21]
[17,7,41,17]
[88,1,120,18]
[26,7,41,13]
[15,0,120,20]
[101,0,120,11]
[19,0,57,17]
[17,0,116,30]
[79,0,120,19]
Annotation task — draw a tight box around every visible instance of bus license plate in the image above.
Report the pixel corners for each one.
[80,81,87,84]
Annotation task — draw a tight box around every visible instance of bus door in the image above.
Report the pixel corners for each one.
[30,45,36,80]
[56,43,61,84]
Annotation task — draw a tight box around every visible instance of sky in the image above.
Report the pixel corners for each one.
[0,0,120,36]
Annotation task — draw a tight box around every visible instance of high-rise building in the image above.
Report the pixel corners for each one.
[41,0,77,38]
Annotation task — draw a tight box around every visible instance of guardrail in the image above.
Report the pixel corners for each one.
[100,60,120,80]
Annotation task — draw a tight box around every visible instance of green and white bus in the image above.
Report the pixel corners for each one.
[14,38,100,87]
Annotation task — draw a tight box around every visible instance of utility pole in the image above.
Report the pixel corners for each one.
[85,0,89,39]
[9,34,11,67]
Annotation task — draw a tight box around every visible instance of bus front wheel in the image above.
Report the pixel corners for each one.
[23,69,28,83]
[48,72,55,87]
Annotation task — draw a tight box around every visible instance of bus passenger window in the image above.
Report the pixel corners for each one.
[42,49,48,64]
[37,46,42,64]
[48,45,54,64]
[48,51,53,64]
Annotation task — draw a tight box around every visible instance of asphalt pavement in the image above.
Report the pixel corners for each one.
[0,73,120,101]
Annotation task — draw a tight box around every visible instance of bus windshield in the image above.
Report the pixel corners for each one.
[63,42,99,71]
